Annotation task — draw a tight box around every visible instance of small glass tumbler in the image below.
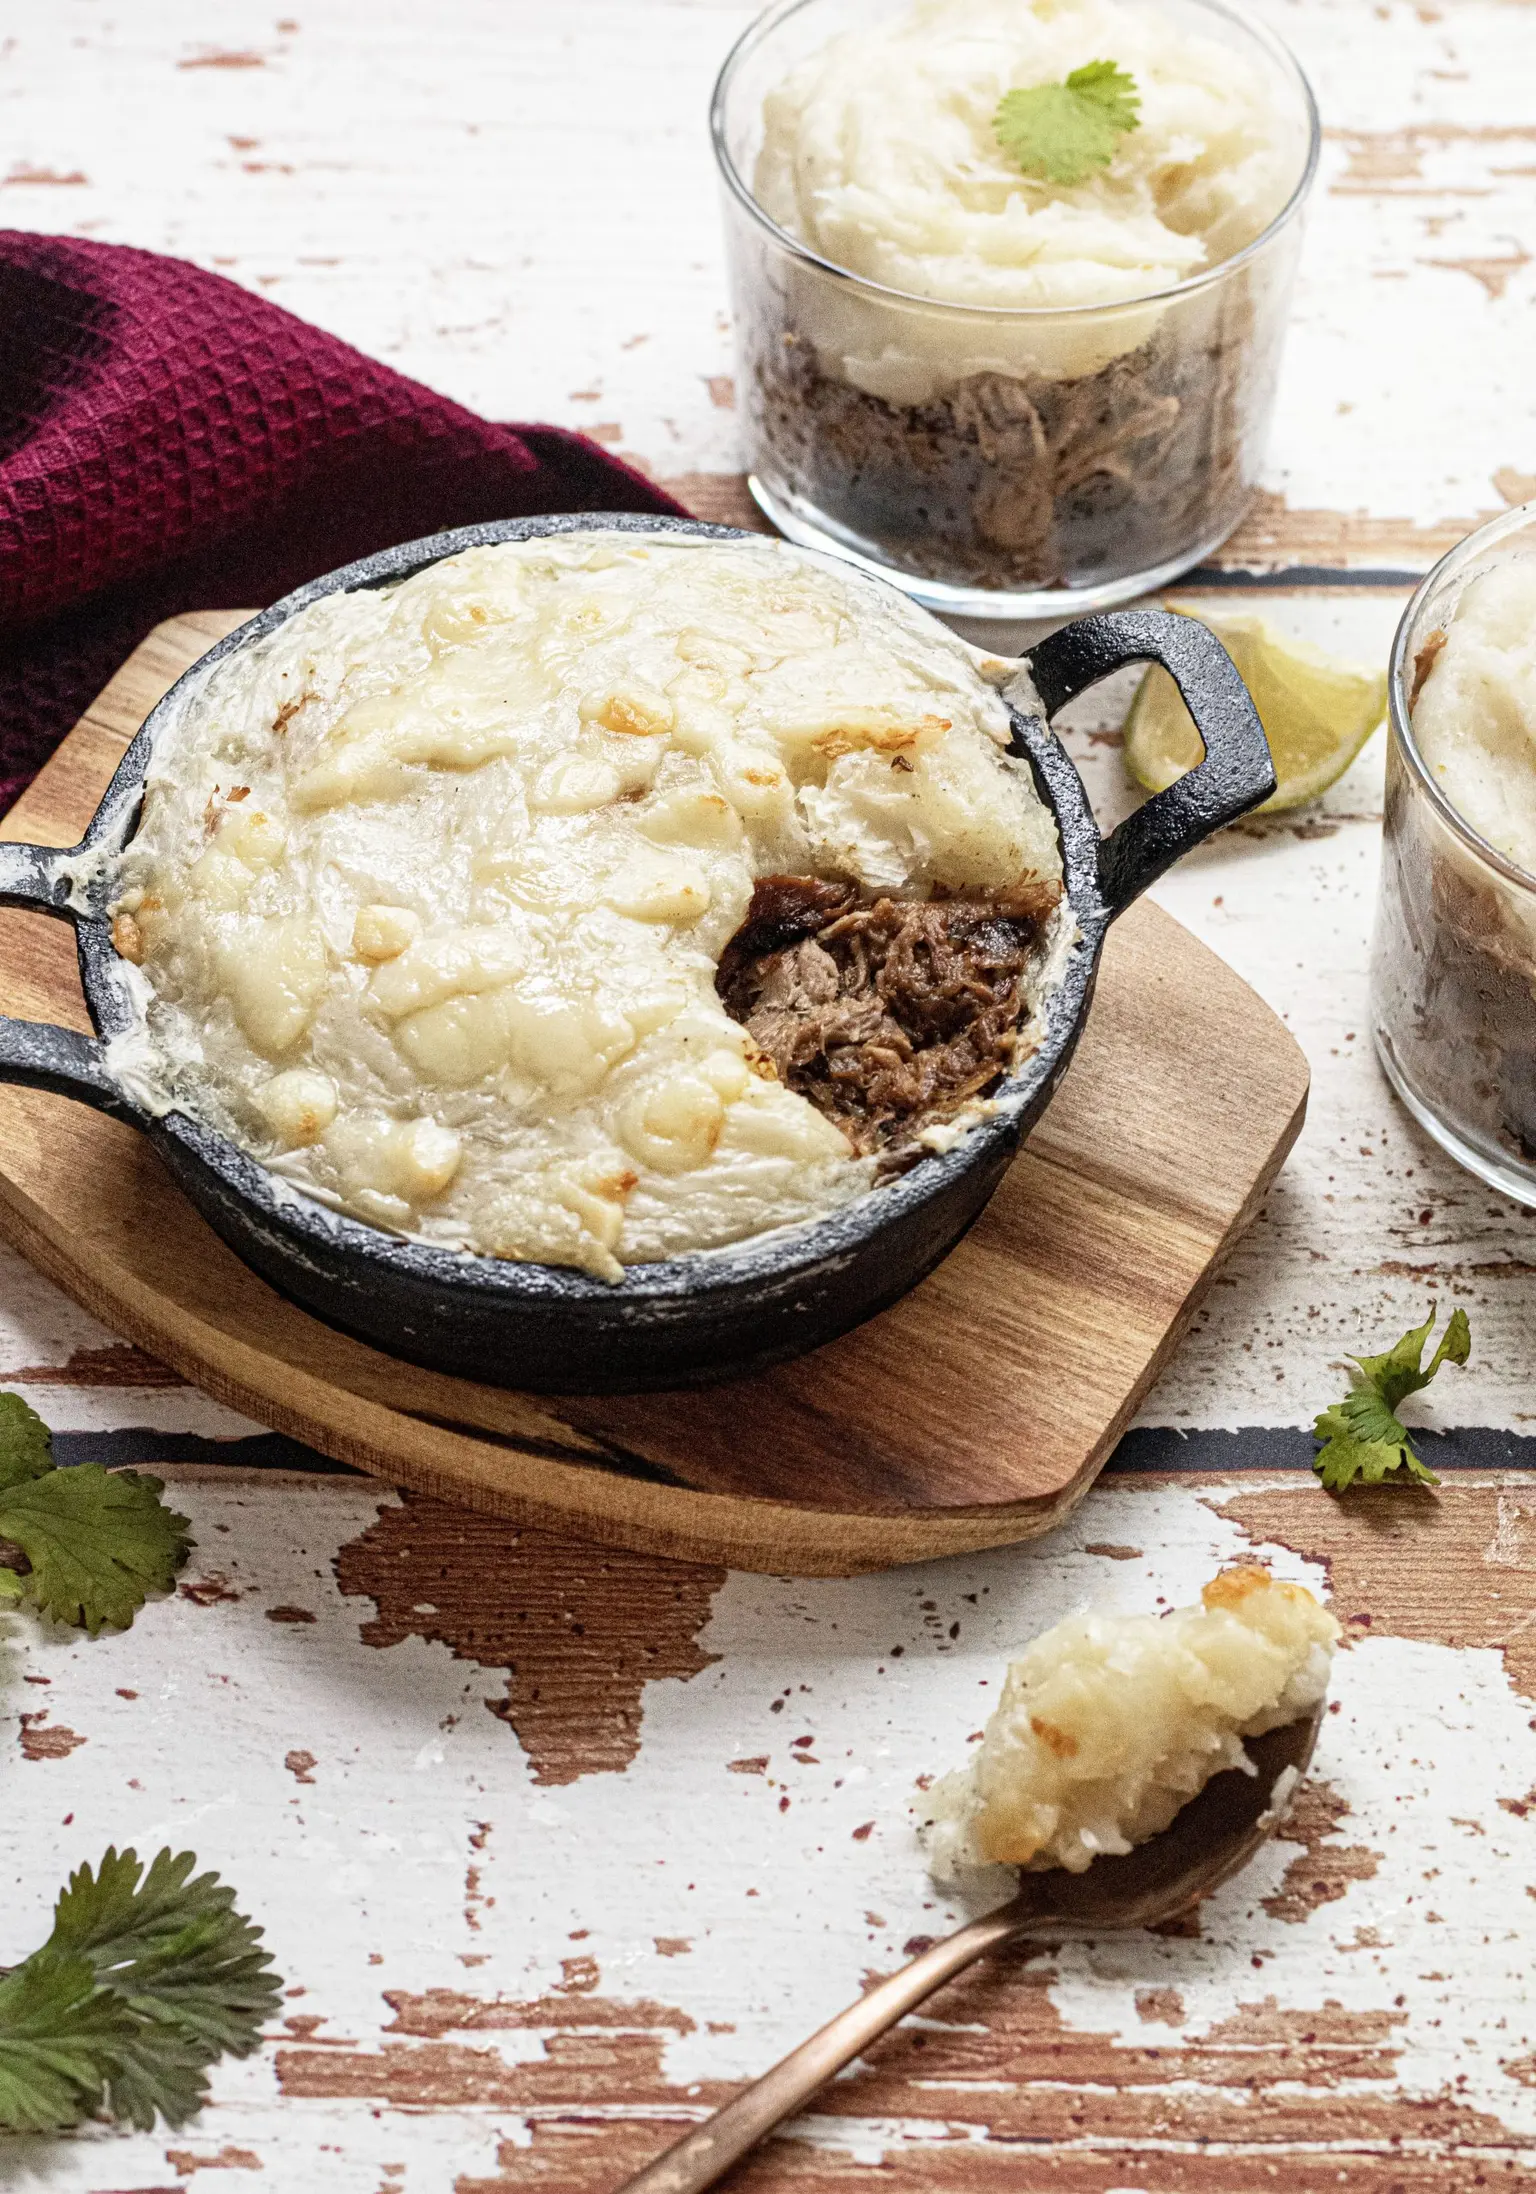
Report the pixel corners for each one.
[710,0,1319,622]
[1372,504,1536,1207]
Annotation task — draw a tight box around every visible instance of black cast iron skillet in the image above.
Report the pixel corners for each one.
[0,514,1273,1392]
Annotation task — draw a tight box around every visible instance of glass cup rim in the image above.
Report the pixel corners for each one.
[709,0,1321,323]
[1388,499,1536,897]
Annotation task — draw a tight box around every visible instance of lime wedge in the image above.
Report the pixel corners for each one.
[1123,605,1387,814]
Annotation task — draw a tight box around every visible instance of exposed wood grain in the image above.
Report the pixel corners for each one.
[1222,1477,1536,1707]
[1216,493,1500,573]
[1258,1778,1383,1923]
[0,620,1308,1570]
[276,1951,1536,2188]
[4,1340,184,1386]
[335,1494,725,1784]
[455,2125,1536,2192]
[478,2141,1501,2192]
[17,1712,88,1761]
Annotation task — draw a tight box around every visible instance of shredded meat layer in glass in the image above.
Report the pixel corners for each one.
[717,874,1061,1157]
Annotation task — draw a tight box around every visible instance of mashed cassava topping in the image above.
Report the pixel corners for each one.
[109,533,1065,1279]
[920,1565,1337,1876]
[754,0,1296,402]
[1411,556,1536,873]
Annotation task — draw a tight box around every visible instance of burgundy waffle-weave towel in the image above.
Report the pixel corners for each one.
[0,232,682,811]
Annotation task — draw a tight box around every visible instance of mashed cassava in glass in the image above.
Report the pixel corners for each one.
[108,533,1065,1279]
[755,0,1297,402]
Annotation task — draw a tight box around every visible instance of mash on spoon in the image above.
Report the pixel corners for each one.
[921,1565,1338,1878]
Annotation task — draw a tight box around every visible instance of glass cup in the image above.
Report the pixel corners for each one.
[1371,503,1536,1207]
[710,0,1319,622]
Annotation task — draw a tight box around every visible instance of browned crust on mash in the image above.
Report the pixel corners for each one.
[717,873,1061,1157]
[111,911,144,964]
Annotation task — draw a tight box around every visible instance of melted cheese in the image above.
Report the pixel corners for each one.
[110,532,1064,1280]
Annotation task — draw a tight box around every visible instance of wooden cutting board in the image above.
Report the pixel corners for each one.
[0,614,1309,1574]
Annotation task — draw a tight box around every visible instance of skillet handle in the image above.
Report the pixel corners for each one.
[0,838,77,917]
[1027,609,1275,919]
[0,837,136,1119]
[0,1018,134,1118]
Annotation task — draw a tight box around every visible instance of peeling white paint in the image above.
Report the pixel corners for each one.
[4,1480,1536,2184]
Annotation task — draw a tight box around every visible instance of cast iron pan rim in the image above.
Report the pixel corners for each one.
[76,513,1109,1308]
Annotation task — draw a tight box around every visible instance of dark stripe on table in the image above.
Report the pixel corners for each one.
[47,1423,1536,1478]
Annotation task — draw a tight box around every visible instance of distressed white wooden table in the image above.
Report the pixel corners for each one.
[4,2,1536,2187]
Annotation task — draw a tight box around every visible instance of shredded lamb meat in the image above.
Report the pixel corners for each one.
[717,874,1061,1157]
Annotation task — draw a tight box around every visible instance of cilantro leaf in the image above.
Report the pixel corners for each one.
[1312,1308,1470,1492]
[1058,58,1141,132]
[0,1464,192,1634]
[95,2015,214,2137]
[994,60,1141,187]
[0,1389,192,1634]
[0,1954,136,2133]
[1355,1307,1471,1410]
[1312,1386,1441,1491]
[0,1391,53,1491]
[50,1847,282,2067]
[0,1849,283,2134]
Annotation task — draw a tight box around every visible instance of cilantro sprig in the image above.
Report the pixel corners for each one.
[0,1848,283,2132]
[994,60,1141,187]
[1312,1308,1470,1493]
[0,1392,191,1633]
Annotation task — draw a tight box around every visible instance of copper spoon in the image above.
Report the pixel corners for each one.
[616,1710,1322,2194]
